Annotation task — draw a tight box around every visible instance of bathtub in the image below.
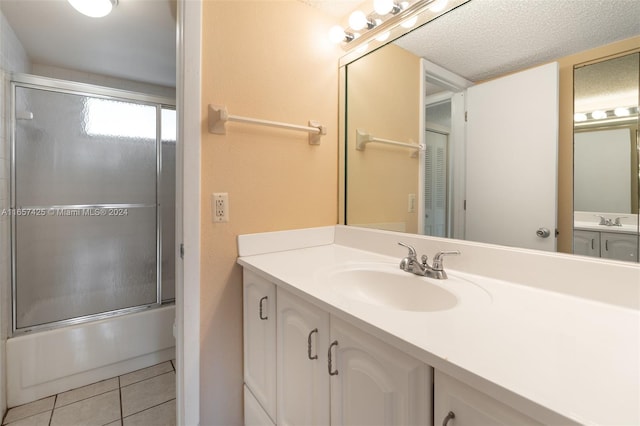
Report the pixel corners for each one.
[6,305,175,407]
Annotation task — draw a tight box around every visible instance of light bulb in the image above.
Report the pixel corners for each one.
[614,107,630,117]
[591,110,607,120]
[329,25,347,44]
[376,30,391,42]
[429,0,448,12]
[349,10,369,30]
[68,0,116,18]
[374,0,394,15]
[400,15,418,28]
[574,113,587,122]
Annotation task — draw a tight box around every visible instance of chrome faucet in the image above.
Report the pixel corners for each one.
[398,242,460,279]
[595,214,626,227]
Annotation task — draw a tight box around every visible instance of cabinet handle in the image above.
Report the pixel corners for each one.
[328,340,339,376]
[442,411,455,426]
[591,238,594,250]
[605,240,609,251]
[307,328,318,360]
[259,296,268,320]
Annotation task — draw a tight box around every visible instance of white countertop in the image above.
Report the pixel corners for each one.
[238,237,640,425]
[574,221,639,234]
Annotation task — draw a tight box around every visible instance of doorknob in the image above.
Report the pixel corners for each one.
[536,227,551,238]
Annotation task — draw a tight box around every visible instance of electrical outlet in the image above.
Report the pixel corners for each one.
[408,193,416,213]
[212,193,229,222]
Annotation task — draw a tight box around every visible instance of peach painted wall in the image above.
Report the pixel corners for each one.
[345,44,421,233]
[200,1,342,424]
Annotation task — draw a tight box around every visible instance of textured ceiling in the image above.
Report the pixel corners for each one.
[0,0,176,88]
[394,0,640,83]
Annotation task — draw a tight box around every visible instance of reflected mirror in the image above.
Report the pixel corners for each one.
[573,53,639,262]
[341,0,640,261]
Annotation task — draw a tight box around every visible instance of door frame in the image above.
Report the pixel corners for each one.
[418,59,472,237]
[176,1,201,424]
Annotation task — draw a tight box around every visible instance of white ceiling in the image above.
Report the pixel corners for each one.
[0,0,176,88]
[394,0,640,83]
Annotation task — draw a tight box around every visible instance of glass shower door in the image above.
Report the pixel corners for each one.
[13,86,159,330]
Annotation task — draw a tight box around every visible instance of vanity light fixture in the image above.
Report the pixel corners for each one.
[574,106,638,126]
[349,10,376,31]
[68,0,117,18]
[614,107,630,117]
[574,112,588,122]
[329,0,465,51]
[329,0,413,45]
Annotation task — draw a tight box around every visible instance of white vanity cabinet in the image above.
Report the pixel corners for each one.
[600,231,638,262]
[276,288,330,426]
[574,229,638,261]
[243,270,432,426]
[434,370,542,426]
[330,317,432,425]
[573,229,600,257]
[243,270,277,423]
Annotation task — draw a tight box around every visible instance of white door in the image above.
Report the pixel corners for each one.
[424,130,449,237]
[329,318,431,425]
[465,62,559,251]
[276,289,330,426]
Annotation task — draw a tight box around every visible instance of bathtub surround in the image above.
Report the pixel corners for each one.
[6,305,175,407]
[200,1,342,423]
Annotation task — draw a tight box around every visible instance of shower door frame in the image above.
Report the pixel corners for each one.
[10,73,176,335]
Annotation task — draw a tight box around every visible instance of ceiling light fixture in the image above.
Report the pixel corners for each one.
[68,0,118,18]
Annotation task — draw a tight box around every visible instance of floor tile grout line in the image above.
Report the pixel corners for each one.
[119,364,175,388]
[120,370,176,391]
[48,395,56,426]
[121,398,177,421]
[3,399,55,426]
[118,376,124,426]
[54,386,120,410]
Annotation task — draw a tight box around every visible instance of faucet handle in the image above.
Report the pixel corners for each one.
[594,214,607,225]
[432,250,460,271]
[398,242,417,258]
[614,216,627,226]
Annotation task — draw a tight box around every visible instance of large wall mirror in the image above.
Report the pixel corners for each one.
[339,0,640,263]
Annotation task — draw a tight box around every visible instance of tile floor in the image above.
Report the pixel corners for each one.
[2,361,176,426]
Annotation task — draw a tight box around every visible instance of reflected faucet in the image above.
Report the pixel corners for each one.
[398,242,460,279]
[595,214,625,227]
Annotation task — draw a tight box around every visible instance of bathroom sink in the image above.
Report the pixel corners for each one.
[324,263,459,312]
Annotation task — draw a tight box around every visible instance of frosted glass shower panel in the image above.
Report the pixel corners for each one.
[14,87,157,206]
[15,207,157,329]
[161,107,176,301]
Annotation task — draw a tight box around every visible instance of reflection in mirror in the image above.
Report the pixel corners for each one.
[341,0,640,259]
[573,53,639,263]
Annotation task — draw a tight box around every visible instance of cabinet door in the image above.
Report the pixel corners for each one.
[329,317,432,426]
[434,370,543,426]
[244,385,275,426]
[600,232,639,262]
[277,289,330,426]
[243,270,276,422]
[573,230,600,257]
